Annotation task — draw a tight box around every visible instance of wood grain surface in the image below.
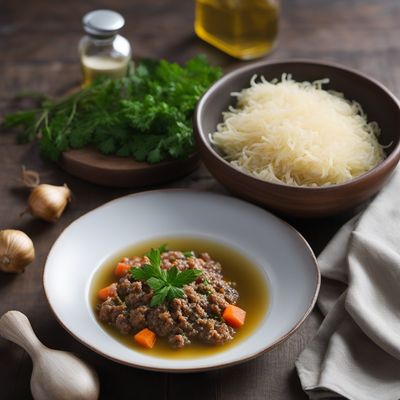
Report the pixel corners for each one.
[0,0,399,399]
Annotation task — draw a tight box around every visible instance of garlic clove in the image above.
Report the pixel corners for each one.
[0,230,35,273]
[27,184,72,222]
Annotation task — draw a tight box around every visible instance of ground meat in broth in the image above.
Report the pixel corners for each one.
[97,250,239,348]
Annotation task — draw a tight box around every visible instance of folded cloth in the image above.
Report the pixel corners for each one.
[296,168,400,400]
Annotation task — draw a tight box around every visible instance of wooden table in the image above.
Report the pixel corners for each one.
[1,0,399,398]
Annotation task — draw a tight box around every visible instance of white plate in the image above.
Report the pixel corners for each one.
[44,190,319,372]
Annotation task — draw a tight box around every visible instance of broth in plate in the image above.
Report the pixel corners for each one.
[91,236,269,359]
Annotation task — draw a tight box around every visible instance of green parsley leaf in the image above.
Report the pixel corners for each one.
[131,263,156,281]
[145,248,162,275]
[158,243,168,253]
[167,266,179,282]
[183,251,195,258]
[131,245,202,307]
[167,286,184,301]
[147,277,166,291]
[150,286,169,307]
[171,269,203,287]
[130,267,147,280]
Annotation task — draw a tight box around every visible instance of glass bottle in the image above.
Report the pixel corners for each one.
[79,10,132,86]
[195,0,280,60]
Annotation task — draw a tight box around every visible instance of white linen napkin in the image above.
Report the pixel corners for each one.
[296,168,400,400]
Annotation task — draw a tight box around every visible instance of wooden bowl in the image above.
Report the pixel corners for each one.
[194,60,400,218]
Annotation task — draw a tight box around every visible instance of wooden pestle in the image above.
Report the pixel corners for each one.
[0,310,100,400]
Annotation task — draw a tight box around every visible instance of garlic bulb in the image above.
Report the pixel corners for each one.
[0,230,35,273]
[21,166,72,223]
[27,184,72,222]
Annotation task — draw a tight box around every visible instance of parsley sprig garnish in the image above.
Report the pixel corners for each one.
[131,246,202,307]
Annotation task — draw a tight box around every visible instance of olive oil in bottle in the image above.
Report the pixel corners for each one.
[79,10,132,87]
[195,0,279,60]
[80,54,130,86]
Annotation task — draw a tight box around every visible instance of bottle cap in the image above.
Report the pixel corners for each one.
[83,10,125,37]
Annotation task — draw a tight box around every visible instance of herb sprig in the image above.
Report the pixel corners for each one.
[183,250,195,258]
[131,246,202,306]
[3,55,222,164]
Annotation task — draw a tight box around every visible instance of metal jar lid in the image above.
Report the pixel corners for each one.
[83,10,125,37]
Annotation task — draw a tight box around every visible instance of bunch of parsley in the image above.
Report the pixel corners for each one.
[3,55,222,164]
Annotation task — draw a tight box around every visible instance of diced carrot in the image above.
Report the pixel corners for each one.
[222,305,246,328]
[114,262,130,277]
[134,328,156,349]
[97,284,116,301]
[121,257,129,263]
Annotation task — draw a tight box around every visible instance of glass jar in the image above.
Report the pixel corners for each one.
[79,10,132,86]
[195,0,280,60]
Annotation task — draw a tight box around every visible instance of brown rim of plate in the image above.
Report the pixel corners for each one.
[195,58,400,191]
[43,188,321,373]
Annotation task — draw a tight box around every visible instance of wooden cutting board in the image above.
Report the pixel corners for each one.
[59,147,199,188]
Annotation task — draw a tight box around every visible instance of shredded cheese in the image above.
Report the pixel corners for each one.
[211,74,384,187]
